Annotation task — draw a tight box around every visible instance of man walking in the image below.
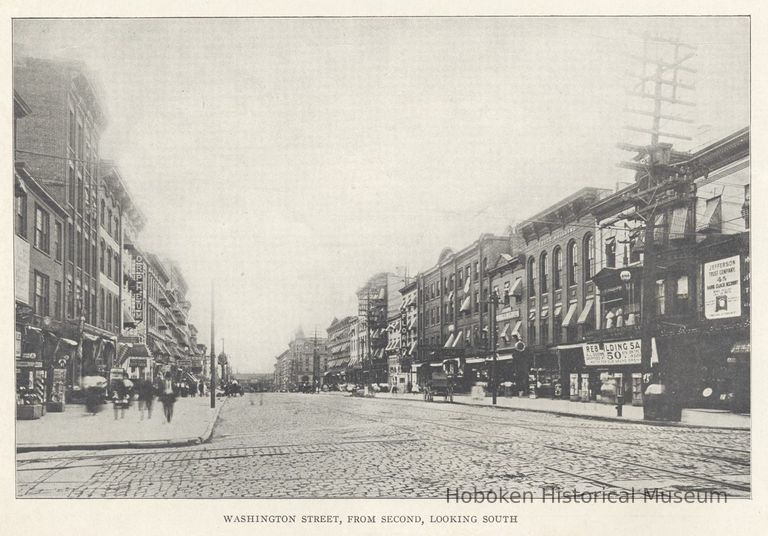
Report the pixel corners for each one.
[137,379,155,420]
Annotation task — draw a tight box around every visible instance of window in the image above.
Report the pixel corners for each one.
[482,287,489,313]
[528,322,537,345]
[75,281,82,317]
[449,274,454,290]
[540,252,549,294]
[82,287,89,321]
[567,240,577,286]
[34,206,50,253]
[482,257,488,275]
[114,252,120,281]
[77,122,84,158]
[474,261,479,277]
[92,243,97,274]
[466,265,471,282]
[674,275,690,314]
[583,234,595,281]
[108,209,112,235]
[68,164,76,205]
[605,237,616,268]
[656,280,666,316]
[68,109,76,150]
[114,296,120,331]
[66,279,74,317]
[527,257,536,295]
[100,199,105,226]
[54,222,62,261]
[68,223,75,262]
[76,228,82,268]
[76,176,83,213]
[106,292,112,326]
[100,240,105,272]
[551,247,562,291]
[458,270,463,289]
[15,191,27,237]
[34,272,49,316]
[91,290,97,326]
[541,318,550,345]
[474,290,479,313]
[114,217,120,240]
[84,237,90,274]
[54,281,62,319]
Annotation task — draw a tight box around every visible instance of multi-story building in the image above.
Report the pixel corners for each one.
[397,280,419,391]
[274,349,291,390]
[415,234,511,390]
[325,316,356,386]
[14,58,120,399]
[515,187,609,399]
[587,128,750,413]
[144,253,173,374]
[14,147,72,409]
[283,327,329,389]
[355,272,407,385]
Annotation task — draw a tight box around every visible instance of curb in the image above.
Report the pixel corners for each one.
[17,399,227,453]
[358,393,750,431]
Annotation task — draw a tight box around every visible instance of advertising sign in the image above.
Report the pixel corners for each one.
[134,255,145,323]
[110,368,124,381]
[583,339,642,367]
[15,235,30,303]
[15,331,22,358]
[704,255,741,320]
[496,307,520,322]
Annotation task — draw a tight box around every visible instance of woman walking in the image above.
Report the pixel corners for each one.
[137,379,155,420]
[160,372,177,423]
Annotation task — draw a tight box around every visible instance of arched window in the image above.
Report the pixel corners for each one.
[527,257,536,295]
[100,199,105,225]
[553,246,563,290]
[100,240,105,272]
[107,247,112,279]
[540,251,549,293]
[583,233,594,282]
[567,240,578,287]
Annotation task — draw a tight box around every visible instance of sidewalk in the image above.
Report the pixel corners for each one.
[333,390,750,430]
[16,396,225,453]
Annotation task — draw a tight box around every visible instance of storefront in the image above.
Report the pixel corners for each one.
[560,337,657,405]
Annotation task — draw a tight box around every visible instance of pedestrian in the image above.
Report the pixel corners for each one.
[111,378,127,420]
[198,380,204,397]
[137,379,155,420]
[160,372,177,423]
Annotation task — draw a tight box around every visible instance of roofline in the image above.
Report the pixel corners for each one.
[517,187,611,230]
[15,163,69,218]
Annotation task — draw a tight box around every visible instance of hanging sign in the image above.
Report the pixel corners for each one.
[583,339,642,367]
[704,255,741,320]
[134,255,145,323]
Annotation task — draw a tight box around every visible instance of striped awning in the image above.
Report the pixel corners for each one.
[562,302,578,327]
[577,299,594,325]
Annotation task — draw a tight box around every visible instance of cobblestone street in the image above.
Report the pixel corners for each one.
[16,393,750,499]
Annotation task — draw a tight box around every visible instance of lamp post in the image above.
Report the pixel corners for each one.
[620,270,633,326]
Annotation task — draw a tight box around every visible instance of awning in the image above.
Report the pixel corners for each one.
[452,331,464,348]
[83,333,99,342]
[499,322,511,342]
[183,371,198,384]
[463,278,471,294]
[126,343,152,358]
[496,354,515,362]
[510,278,523,297]
[430,363,443,368]
[555,342,584,350]
[540,308,549,319]
[528,311,536,321]
[59,337,78,347]
[443,333,455,348]
[408,341,417,356]
[668,205,689,240]
[407,316,417,330]
[460,296,472,313]
[552,304,562,318]
[123,308,137,327]
[577,299,594,325]
[378,288,386,300]
[465,356,486,364]
[562,302,578,327]
[697,197,722,233]
[511,321,522,337]
[731,342,750,354]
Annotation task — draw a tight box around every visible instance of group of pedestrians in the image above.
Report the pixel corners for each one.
[106,372,179,423]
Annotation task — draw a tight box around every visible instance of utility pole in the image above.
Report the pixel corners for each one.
[489,291,499,405]
[209,281,216,409]
[619,34,696,393]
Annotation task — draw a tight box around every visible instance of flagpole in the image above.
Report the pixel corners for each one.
[210,281,216,409]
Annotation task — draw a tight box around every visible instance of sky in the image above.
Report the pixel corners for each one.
[12,17,749,373]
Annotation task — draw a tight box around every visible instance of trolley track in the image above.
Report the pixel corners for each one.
[326,399,751,494]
